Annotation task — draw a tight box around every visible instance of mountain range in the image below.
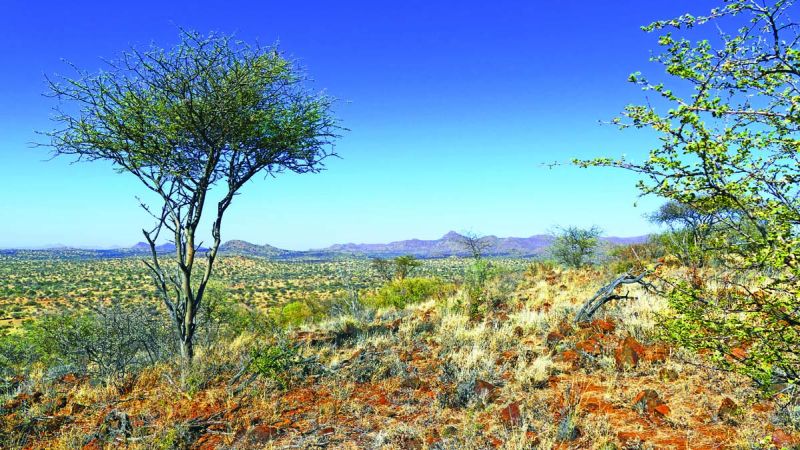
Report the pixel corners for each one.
[1,232,648,260]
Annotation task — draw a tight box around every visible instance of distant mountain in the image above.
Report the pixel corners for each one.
[321,231,647,258]
[1,232,649,260]
[219,240,289,258]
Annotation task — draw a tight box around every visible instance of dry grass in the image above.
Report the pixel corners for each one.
[1,265,797,449]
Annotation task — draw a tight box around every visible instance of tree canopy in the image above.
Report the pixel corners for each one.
[45,30,340,364]
[578,0,800,387]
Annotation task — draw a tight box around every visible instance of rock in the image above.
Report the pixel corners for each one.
[249,425,281,443]
[653,404,671,416]
[576,338,601,355]
[474,379,498,403]
[319,426,335,435]
[772,428,797,447]
[717,397,739,422]
[558,350,579,364]
[546,331,565,346]
[615,336,645,369]
[500,401,522,427]
[645,344,669,363]
[591,319,616,333]
[633,389,664,415]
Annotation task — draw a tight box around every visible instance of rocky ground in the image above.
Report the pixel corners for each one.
[2,266,799,449]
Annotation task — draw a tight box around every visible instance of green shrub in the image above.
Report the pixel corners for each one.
[249,340,298,389]
[278,301,314,327]
[463,260,506,317]
[366,277,454,309]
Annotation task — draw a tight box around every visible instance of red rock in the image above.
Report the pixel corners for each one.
[474,379,498,403]
[591,318,616,333]
[615,336,644,369]
[645,344,669,363]
[575,338,601,354]
[249,425,281,443]
[319,426,335,435]
[500,401,522,427]
[772,428,797,447]
[730,347,747,360]
[654,404,671,416]
[558,350,579,364]
[633,389,664,415]
[546,331,565,346]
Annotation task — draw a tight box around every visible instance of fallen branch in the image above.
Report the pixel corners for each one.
[574,266,659,323]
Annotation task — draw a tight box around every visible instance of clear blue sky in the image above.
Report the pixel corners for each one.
[0,1,719,250]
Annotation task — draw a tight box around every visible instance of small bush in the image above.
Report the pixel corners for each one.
[278,301,314,327]
[366,277,454,309]
[249,339,299,389]
[27,301,174,383]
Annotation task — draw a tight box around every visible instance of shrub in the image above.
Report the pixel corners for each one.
[608,239,665,273]
[550,226,602,269]
[366,277,454,309]
[463,260,506,317]
[278,301,314,327]
[249,339,299,389]
[28,301,174,383]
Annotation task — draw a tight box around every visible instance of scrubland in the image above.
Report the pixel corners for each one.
[1,258,797,449]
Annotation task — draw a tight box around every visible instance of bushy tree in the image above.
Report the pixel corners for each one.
[393,255,422,280]
[578,1,800,389]
[550,226,602,269]
[45,31,339,365]
[370,257,395,282]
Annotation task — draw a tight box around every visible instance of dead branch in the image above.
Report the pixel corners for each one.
[574,266,659,323]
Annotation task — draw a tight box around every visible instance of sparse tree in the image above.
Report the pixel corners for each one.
[394,255,422,280]
[457,231,494,260]
[550,226,602,269]
[648,201,721,266]
[45,31,339,366]
[370,257,395,282]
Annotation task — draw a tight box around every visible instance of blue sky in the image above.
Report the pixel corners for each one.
[0,1,720,250]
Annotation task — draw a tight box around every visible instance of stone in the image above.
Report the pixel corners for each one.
[576,338,601,355]
[717,397,739,422]
[474,379,498,403]
[772,429,798,447]
[591,318,616,333]
[546,331,565,346]
[633,389,663,415]
[615,336,645,369]
[500,401,522,427]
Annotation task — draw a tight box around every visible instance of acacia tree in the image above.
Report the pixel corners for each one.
[550,226,602,269]
[578,1,800,388]
[456,231,494,260]
[46,31,339,364]
[394,255,422,280]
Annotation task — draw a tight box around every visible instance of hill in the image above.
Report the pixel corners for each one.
[0,232,649,261]
[322,231,648,258]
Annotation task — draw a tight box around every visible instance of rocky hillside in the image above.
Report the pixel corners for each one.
[2,266,796,449]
